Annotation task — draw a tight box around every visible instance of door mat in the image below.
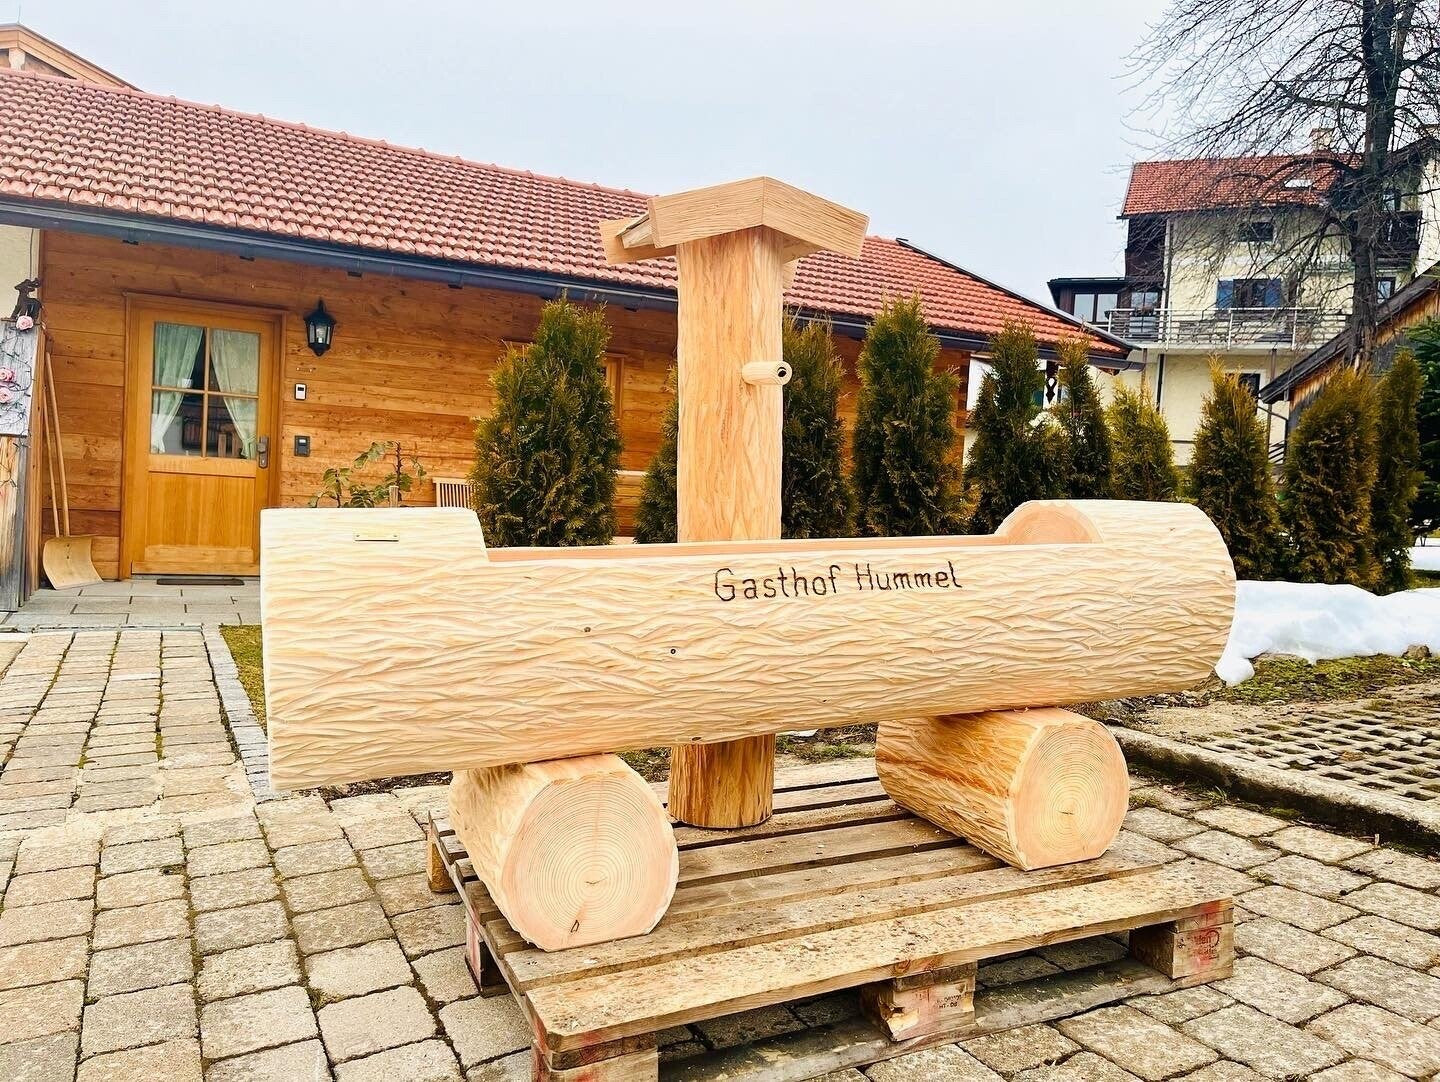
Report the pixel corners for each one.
[155,577,247,586]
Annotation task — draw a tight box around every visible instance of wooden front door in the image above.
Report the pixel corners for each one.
[123,299,280,577]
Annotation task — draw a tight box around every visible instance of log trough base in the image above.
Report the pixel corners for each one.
[427,760,1233,1081]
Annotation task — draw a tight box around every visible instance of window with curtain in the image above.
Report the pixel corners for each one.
[150,321,260,459]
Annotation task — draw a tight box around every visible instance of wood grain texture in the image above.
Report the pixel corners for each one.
[668,226,790,828]
[263,498,1234,789]
[448,756,678,951]
[876,708,1129,870]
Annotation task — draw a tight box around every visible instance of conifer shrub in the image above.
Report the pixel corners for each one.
[471,297,621,546]
[963,322,1062,533]
[1281,368,1378,587]
[1107,384,1182,501]
[781,317,855,538]
[851,296,964,536]
[632,368,678,544]
[1372,349,1423,592]
[1055,336,1113,498]
[1189,363,1284,579]
[1405,319,1440,536]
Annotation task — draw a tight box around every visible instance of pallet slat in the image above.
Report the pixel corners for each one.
[527,861,1225,1051]
[508,854,1153,990]
[427,763,1233,1080]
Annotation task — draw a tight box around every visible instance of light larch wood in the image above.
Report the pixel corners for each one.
[876,708,1129,870]
[262,498,1234,790]
[608,179,867,830]
[447,756,678,952]
[667,226,789,829]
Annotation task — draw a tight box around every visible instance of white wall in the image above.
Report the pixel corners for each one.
[0,227,38,304]
[1164,208,1367,315]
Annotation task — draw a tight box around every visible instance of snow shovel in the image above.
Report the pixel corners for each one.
[40,350,100,590]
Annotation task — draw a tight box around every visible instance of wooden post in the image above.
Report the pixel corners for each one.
[666,228,785,828]
[602,178,868,828]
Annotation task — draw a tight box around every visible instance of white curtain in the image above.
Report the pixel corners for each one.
[209,329,259,458]
[150,322,203,452]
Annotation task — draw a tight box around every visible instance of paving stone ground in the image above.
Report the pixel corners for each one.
[1,628,1440,1079]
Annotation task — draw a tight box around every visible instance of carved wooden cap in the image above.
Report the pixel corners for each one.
[600,176,868,266]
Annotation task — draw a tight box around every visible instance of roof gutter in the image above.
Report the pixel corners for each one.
[0,198,1051,357]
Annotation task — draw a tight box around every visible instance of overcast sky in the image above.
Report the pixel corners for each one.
[25,0,1167,306]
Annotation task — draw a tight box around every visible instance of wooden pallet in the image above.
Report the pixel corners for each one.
[427,760,1233,1081]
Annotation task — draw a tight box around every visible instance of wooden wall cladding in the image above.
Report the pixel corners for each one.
[261,499,1235,790]
[39,230,970,577]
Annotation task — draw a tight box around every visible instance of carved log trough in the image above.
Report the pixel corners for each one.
[262,497,1234,791]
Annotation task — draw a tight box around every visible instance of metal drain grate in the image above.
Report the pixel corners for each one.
[1191,709,1440,802]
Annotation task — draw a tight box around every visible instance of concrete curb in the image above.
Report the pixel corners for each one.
[203,625,277,801]
[1113,726,1440,851]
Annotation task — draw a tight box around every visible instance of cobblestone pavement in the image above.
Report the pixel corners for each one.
[4,579,260,630]
[1,630,1439,1080]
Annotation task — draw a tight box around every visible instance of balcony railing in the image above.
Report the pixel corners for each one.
[1098,307,1349,349]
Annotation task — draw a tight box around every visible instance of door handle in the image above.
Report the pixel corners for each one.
[257,435,269,468]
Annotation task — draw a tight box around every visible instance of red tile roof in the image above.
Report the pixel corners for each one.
[0,68,1125,357]
[1122,155,1350,217]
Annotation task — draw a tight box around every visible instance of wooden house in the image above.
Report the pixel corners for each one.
[0,29,1129,584]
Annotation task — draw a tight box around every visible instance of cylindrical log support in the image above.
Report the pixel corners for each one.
[668,227,787,829]
[448,755,678,951]
[876,708,1129,870]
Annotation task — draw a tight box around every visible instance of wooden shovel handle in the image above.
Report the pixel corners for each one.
[43,351,69,538]
[41,351,59,539]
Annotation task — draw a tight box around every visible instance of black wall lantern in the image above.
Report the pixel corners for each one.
[304,299,336,357]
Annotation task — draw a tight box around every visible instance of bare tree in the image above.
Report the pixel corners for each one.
[1134,0,1440,362]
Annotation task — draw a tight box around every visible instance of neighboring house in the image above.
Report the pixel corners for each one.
[1260,263,1440,421]
[1050,134,1431,464]
[0,28,1128,585]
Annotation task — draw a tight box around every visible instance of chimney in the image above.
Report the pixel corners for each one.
[1310,127,1335,154]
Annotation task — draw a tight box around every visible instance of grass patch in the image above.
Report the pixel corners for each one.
[1414,569,1440,588]
[219,625,266,729]
[1211,653,1440,705]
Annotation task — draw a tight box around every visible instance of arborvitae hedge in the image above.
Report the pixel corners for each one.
[964,322,1061,533]
[1372,350,1423,592]
[1107,384,1182,501]
[851,296,964,536]
[1189,363,1284,579]
[471,297,621,546]
[1282,368,1378,587]
[632,368,678,544]
[1055,336,1113,498]
[781,317,855,538]
[1406,319,1440,536]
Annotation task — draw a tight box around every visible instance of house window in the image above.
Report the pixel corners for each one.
[1237,373,1261,398]
[1383,188,1403,212]
[1070,292,1119,325]
[1238,221,1274,243]
[1217,278,1284,309]
[1378,276,1397,301]
[150,321,261,460]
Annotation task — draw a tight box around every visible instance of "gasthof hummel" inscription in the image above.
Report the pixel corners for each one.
[713,562,963,602]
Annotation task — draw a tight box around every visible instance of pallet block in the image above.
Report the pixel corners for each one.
[427,761,1234,1081]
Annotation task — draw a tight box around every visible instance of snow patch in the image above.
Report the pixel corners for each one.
[1216,579,1440,685]
[1411,545,1440,572]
